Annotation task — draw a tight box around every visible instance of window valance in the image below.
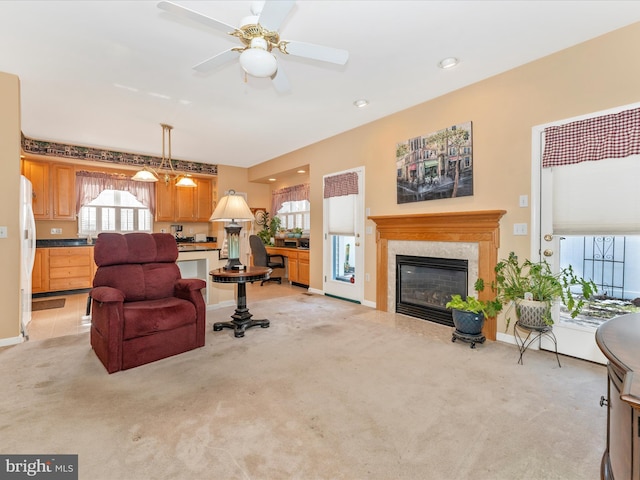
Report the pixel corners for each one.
[271,183,309,215]
[323,172,358,198]
[542,107,640,168]
[76,171,156,215]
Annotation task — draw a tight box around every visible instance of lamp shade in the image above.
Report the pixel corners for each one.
[176,175,197,187]
[209,190,254,222]
[131,167,158,182]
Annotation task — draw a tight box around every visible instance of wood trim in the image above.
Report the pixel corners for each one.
[369,210,506,341]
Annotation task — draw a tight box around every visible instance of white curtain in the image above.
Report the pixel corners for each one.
[75,171,156,215]
[324,172,358,235]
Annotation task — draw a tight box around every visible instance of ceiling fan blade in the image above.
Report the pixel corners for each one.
[157,1,237,35]
[257,0,295,32]
[271,66,291,94]
[281,41,349,65]
[193,49,240,73]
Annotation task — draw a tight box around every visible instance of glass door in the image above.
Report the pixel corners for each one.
[323,168,364,303]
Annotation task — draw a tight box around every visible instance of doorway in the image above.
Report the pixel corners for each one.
[322,167,365,303]
[532,102,640,363]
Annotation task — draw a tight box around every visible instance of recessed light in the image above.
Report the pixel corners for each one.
[268,178,276,182]
[353,99,369,108]
[438,57,459,69]
[297,169,306,174]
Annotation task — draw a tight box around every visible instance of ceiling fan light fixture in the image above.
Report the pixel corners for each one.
[239,47,277,78]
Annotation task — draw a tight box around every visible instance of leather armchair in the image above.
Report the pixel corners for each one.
[90,232,206,373]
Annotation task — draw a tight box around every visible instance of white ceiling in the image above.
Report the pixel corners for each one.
[2,1,640,169]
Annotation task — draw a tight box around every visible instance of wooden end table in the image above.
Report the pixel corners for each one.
[209,266,272,338]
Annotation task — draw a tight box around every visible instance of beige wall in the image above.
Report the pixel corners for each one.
[0,72,22,342]
[248,22,640,331]
[2,23,639,341]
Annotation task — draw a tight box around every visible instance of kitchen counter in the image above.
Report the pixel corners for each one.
[36,239,92,247]
[35,239,219,252]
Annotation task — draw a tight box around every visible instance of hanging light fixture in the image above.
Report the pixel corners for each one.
[132,124,197,187]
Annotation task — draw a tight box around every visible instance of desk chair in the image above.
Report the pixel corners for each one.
[249,235,285,286]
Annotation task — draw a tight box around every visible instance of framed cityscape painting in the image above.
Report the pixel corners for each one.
[396,121,473,204]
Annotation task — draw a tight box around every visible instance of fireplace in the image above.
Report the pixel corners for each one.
[369,210,506,340]
[396,255,468,326]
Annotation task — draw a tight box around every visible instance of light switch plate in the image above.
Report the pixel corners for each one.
[0,226,6,238]
[513,223,528,235]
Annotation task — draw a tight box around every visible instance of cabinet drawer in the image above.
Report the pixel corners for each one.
[49,276,92,291]
[49,265,92,279]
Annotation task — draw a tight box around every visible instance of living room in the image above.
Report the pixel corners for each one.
[0,4,640,479]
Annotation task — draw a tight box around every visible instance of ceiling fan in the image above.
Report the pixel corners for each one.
[157,0,349,93]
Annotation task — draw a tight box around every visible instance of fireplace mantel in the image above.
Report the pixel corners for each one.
[369,210,506,340]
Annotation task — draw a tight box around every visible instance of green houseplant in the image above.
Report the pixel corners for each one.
[492,252,597,329]
[446,278,503,342]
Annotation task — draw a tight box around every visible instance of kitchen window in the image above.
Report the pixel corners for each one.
[78,189,152,236]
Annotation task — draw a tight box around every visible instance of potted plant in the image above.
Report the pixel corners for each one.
[446,278,503,340]
[492,252,597,330]
[292,227,303,238]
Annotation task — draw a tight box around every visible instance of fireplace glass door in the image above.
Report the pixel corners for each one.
[396,255,468,326]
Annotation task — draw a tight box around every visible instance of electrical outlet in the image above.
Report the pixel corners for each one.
[50,228,62,235]
[0,226,7,238]
[365,273,370,282]
[366,226,373,235]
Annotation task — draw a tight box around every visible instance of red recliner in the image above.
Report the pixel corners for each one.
[90,232,206,373]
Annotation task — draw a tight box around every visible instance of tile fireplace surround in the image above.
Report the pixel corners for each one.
[369,210,506,340]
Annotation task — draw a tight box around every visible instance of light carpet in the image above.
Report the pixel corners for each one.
[0,292,607,480]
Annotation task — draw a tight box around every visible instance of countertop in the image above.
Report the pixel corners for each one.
[36,238,219,252]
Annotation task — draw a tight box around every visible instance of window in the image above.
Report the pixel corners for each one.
[78,189,152,236]
[276,200,310,231]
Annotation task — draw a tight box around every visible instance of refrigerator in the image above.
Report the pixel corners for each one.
[20,175,36,339]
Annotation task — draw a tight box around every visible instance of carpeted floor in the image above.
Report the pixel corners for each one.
[0,292,607,479]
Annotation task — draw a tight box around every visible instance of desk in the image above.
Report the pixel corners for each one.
[209,266,272,338]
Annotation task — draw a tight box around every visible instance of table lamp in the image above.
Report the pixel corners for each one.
[209,190,254,270]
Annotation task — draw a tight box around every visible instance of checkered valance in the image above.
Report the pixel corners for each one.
[542,107,640,168]
[323,172,359,198]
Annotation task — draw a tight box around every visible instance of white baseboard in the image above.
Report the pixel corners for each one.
[496,331,517,345]
[307,287,323,295]
[361,299,376,309]
[0,335,24,347]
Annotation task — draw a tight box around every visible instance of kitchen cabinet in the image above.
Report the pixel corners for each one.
[49,247,94,291]
[156,176,216,222]
[32,248,49,294]
[22,160,75,220]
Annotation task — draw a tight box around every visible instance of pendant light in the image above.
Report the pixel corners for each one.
[132,124,197,187]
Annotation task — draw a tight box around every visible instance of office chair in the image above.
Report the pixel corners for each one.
[249,235,285,286]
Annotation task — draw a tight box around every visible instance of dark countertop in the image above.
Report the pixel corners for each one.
[36,238,220,252]
[36,239,92,248]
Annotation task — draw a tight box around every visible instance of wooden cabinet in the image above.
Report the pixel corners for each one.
[49,247,94,291]
[596,313,640,480]
[265,246,309,287]
[298,250,310,286]
[23,160,75,220]
[156,176,215,222]
[32,248,49,294]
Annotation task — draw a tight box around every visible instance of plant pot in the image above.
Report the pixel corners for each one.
[451,309,485,335]
[515,299,550,329]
